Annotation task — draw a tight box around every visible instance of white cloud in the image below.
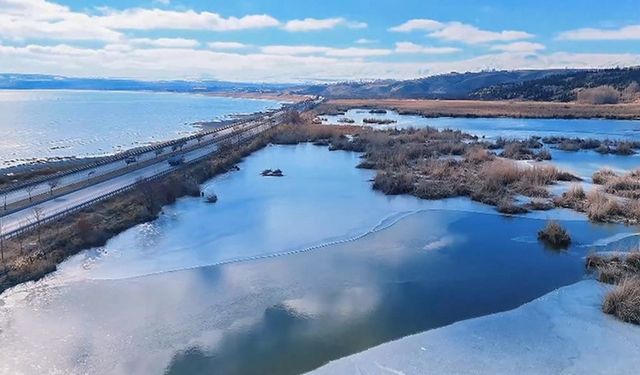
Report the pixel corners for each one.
[0,0,122,41]
[429,22,534,44]
[94,8,280,31]
[325,47,389,57]
[129,38,200,48]
[261,45,390,57]
[283,17,367,32]
[355,38,377,44]
[0,0,70,20]
[0,15,122,42]
[389,19,444,32]
[394,42,460,54]
[390,18,533,44]
[208,41,249,50]
[3,41,640,83]
[261,45,332,55]
[558,25,640,41]
[490,42,545,53]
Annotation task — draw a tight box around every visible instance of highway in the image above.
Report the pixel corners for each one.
[0,98,321,238]
[1,112,270,207]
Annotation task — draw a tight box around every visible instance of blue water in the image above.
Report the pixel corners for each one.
[0,144,635,375]
[0,90,281,166]
[322,108,640,179]
[322,108,640,140]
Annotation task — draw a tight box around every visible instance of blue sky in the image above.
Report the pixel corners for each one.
[1,0,640,82]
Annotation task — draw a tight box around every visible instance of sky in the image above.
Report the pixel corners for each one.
[1,0,640,82]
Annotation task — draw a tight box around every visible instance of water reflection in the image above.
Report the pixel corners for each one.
[0,145,637,375]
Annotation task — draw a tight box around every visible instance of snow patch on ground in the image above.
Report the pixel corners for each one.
[307,280,640,375]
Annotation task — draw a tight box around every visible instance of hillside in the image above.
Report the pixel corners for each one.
[295,69,574,99]
[0,74,294,93]
[470,67,640,102]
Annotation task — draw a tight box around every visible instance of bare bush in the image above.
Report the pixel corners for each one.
[592,168,617,185]
[622,81,640,102]
[464,147,492,164]
[577,85,620,104]
[585,190,620,221]
[537,220,571,249]
[603,277,640,325]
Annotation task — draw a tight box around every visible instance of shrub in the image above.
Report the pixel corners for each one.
[558,141,580,151]
[500,142,534,160]
[622,81,640,102]
[497,199,528,214]
[413,179,456,199]
[464,147,492,163]
[595,144,611,154]
[592,168,617,184]
[556,183,587,209]
[586,190,620,221]
[372,170,414,195]
[604,176,640,198]
[537,220,571,249]
[603,278,640,325]
[577,85,620,104]
[614,142,636,156]
[535,149,552,161]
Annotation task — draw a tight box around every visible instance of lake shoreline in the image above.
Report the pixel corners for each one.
[322,99,640,120]
[308,279,640,375]
[4,121,640,294]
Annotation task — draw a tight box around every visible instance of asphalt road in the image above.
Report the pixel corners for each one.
[2,122,234,206]
[0,116,273,236]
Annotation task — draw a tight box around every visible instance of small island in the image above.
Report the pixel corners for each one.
[261,168,284,177]
[362,118,397,125]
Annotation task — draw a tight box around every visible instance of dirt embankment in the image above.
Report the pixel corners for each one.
[323,99,640,120]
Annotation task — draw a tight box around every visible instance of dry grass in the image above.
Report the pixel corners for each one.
[592,168,618,184]
[585,190,621,222]
[464,147,493,164]
[565,184,587,202]
[322,99,640,120]
[537,220,571,249]
[586,252,640,324]
[602,278,640,325]
[604,175,640,199]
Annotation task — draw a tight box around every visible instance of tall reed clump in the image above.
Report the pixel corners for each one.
[603,278,640,324]
[586,252,640,325]
[537,220,571,249]
[585,190,621,222]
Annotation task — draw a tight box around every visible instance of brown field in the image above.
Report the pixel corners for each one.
[323,99,640,119]
[206,91,310,102]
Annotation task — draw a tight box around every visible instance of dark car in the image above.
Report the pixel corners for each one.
[168,155,185,166]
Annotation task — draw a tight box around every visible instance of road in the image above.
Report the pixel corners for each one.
[0,98,320,238]
[1,116,262,207]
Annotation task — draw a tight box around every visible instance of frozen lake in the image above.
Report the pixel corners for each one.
[321,108,640,140]
[0,144,637,375]
[0,90,281,167]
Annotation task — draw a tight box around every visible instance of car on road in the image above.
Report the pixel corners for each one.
[168,155,185,166]
[125,156,137,165]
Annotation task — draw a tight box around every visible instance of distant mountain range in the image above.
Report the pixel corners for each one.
[3,67,640,103]
[0,74,295,93]
[293,67,640,101]
[293,69,574,99]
